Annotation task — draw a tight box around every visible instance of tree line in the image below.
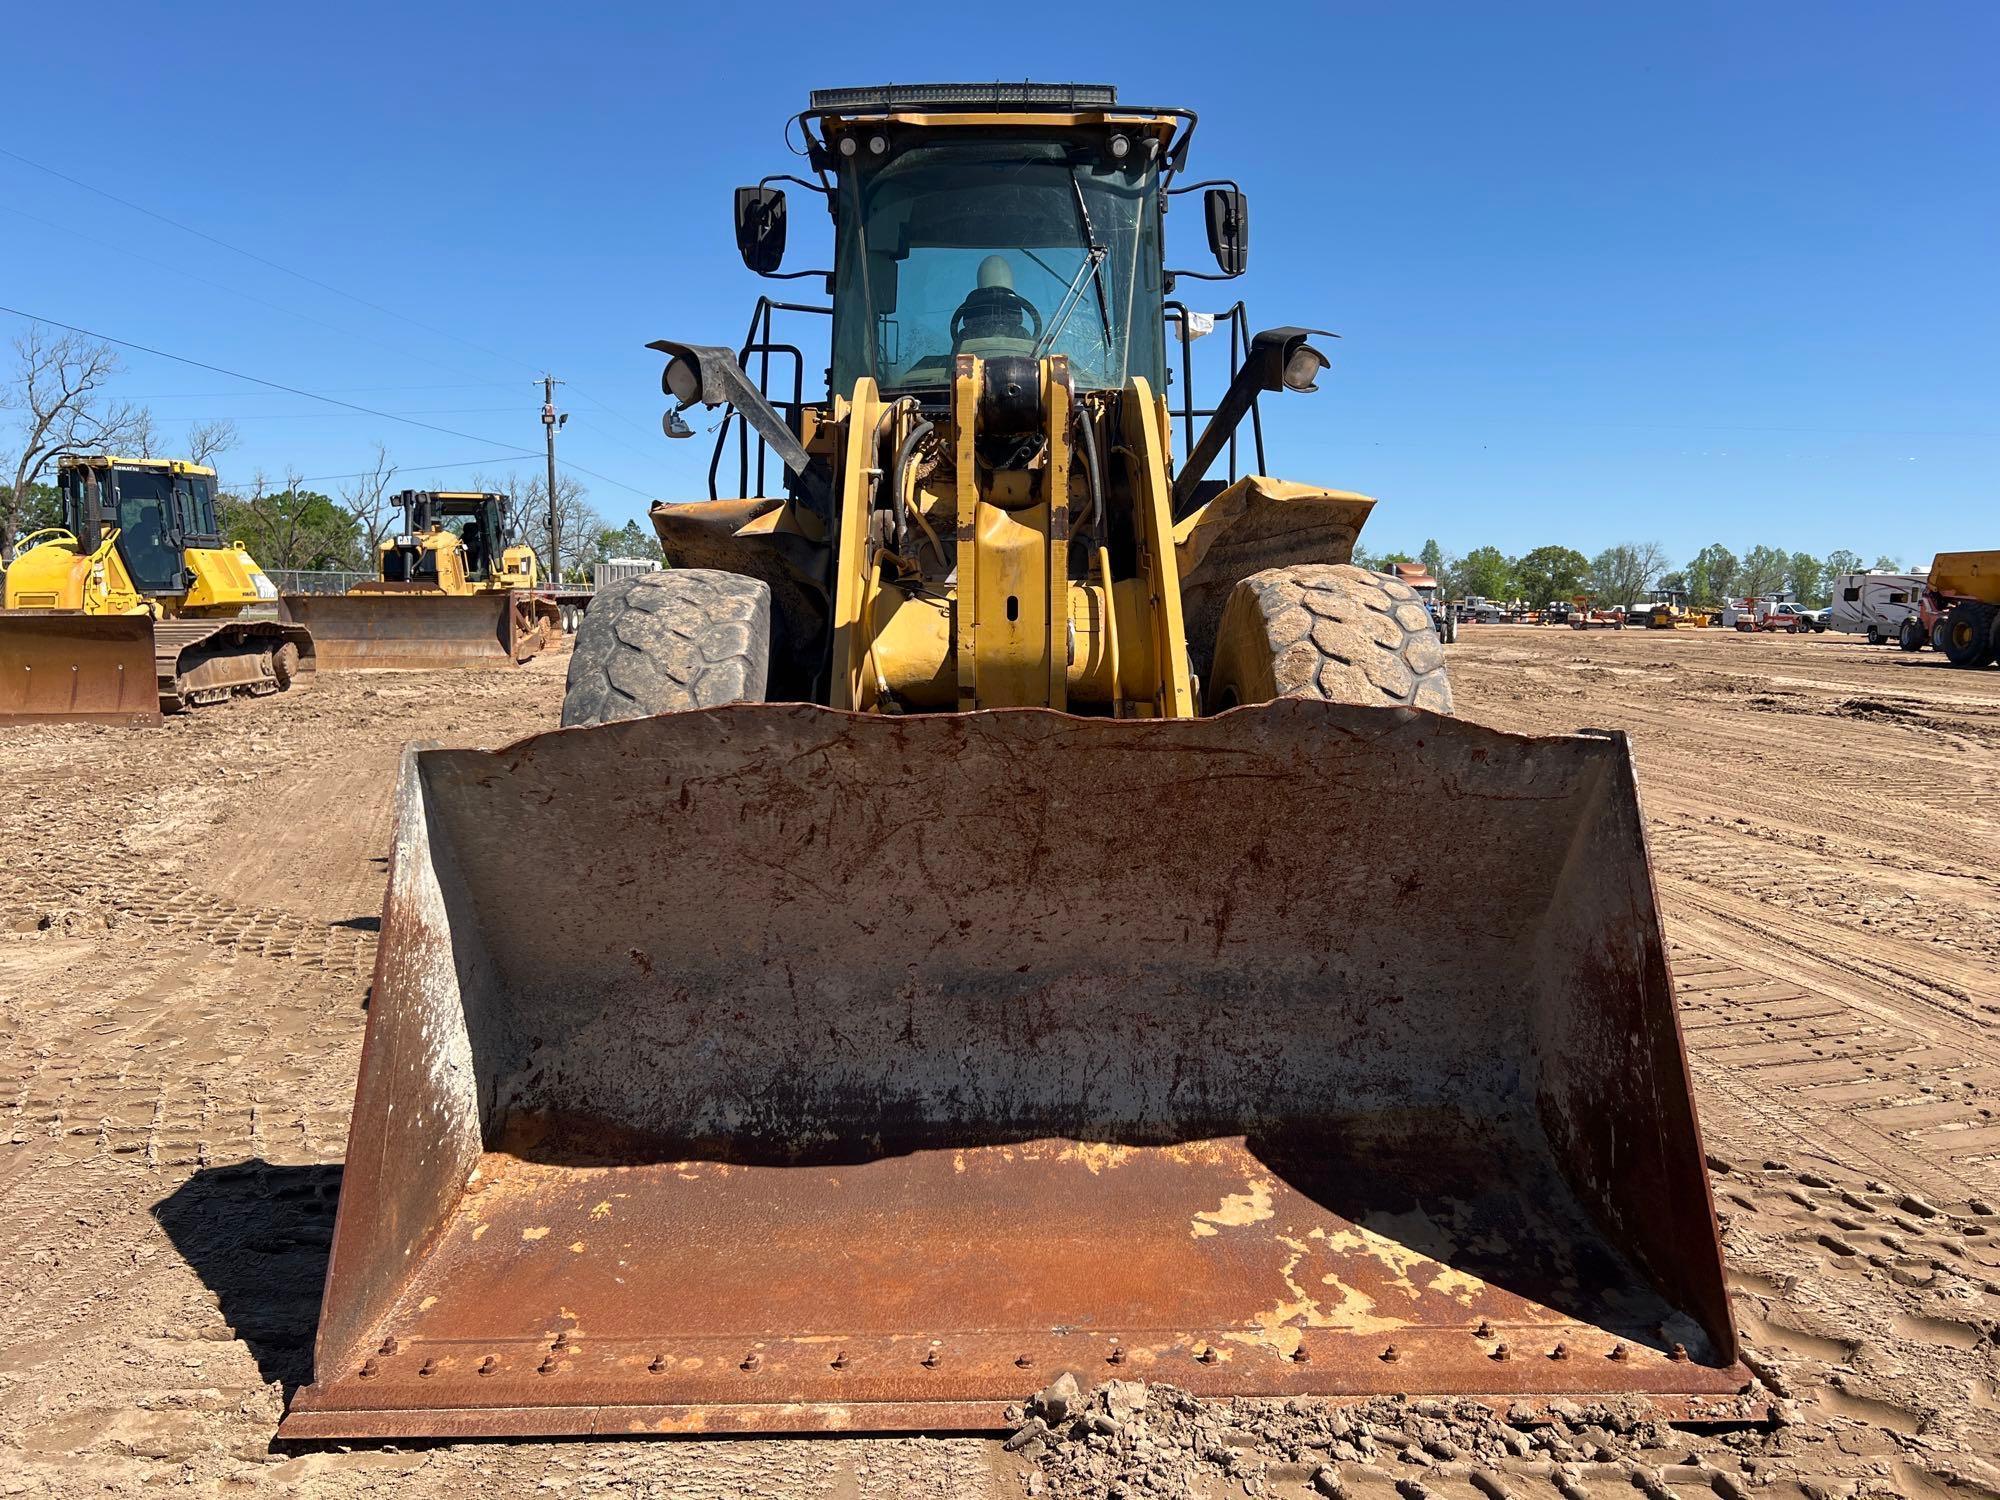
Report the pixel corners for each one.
[1352,539,1910,611]
[1,324,652,583]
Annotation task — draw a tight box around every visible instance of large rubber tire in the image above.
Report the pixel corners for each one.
[561,570,772,727]
[271,641,300,689]
[1899,616,1925,651]
[1208,563,1453,715]
[1939,600,1995,668]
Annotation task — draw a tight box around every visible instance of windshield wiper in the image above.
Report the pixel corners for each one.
[1036,169,1116,359]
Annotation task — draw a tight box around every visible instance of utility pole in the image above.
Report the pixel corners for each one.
[539,375,566,585]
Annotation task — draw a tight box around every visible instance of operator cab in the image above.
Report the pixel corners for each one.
[57,455,221,597]
[380,490,513,584]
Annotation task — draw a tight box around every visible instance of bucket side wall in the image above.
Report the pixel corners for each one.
[313,750,495,1372]
[1527,736,1734,1361]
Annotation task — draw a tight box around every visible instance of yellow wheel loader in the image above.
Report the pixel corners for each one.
[282,490,562,669]
[1,455,312,725]
[287,84,1753,1441]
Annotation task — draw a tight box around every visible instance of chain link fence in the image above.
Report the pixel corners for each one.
[268,569,374,595]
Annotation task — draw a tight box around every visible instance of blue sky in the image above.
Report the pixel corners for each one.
[3,1,1991,567]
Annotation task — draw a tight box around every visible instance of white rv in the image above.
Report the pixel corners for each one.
[1828,572,1927,644]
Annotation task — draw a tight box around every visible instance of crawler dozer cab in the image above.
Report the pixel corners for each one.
[282,489,561,669]
[0,454,312,723]
[288,84,1750,1441]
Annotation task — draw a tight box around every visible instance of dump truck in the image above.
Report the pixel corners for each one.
[1,454,312,724]
[1917,551,1999,667]
[285,82,1753,1442]
[282,490,562,669]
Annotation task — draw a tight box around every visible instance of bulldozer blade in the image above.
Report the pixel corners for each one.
[283,701,1755,1441]
[0,612,161,726]
[283,590,547,670]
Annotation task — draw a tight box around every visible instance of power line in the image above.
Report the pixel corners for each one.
[0,145,541,378]
[5,147,668,460]
[0,303,653,500]
[0,201,498,385]
[289,452,543,486]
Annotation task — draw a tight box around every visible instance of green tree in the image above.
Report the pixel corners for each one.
[1822,548,1863,586]
[1873,554,1901,572]
[1787,551,1827,608]
[1514,545,1591,608]
[1655,570,1688,595]
[1685,543,1738,606]
[218,474,363,570]
[1456,545,1515,600]
[1739,544,1789,598]
[1419,538,1448,587]
[582,518,666,569]
[14,481,60,538]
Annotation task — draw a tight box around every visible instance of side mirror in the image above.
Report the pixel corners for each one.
[734,186,787,275]
[1204,187,1249,276]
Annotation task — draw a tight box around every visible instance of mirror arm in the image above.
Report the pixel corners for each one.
[647,340,832,515]
[1170,326,1334,517]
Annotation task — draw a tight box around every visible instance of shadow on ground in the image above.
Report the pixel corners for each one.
[153,1160,341,1396]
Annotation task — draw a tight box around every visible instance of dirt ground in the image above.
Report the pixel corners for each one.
[1,628,1995,1498]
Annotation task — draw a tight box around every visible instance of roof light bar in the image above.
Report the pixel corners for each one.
[808,83,1119,113]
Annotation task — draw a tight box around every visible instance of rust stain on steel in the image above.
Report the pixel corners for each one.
[0,611,161,725]
[283,589,547,670]
[285,700,1744,1439]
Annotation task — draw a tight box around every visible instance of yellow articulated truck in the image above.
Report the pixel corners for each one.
[282,490,562,669]
[285,83,1752,1442]
[1,455,312,725]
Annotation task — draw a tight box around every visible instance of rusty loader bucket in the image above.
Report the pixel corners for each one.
[283,590,549,670]
[0,612,161,726]
[284,701,1753,1440]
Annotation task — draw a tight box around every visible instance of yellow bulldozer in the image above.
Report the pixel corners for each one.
[286,83,1751,1442]
[282,489,562,669]
[1,454,312,724]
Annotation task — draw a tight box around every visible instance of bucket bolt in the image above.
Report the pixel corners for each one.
[1379,1345,1401,1364]
[551,1331,573,1353]
[647,1355,667,1374]
[1608,1343,1630,1362]
[1669,1343,1690,1363]
[1290,1345,1311,1364]
[1195,1345,1219,1365]
[378,1337,400,1355]
[740,1351,762,1373]
[1473,1320,1494,1339]
[477,1356,498,1376]
[418,1358,437,1377]
[1015,1353,1034,1369]
[1106,1344,1126,1366]
[921,1346,941,1369]
[1490,1343,1512,1362]
[830,1351,848,1371]
[537,1354,559,1375]
[1549,1343,1569,1361]
[357,1358,380,1379]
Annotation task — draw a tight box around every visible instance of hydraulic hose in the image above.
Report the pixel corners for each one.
[1073,406,1119,714]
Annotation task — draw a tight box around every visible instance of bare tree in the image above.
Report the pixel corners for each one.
[1588,540,1671,608]
[338,442,400,558]
[1,325,150,560]
[186,418,239,468]
[223,468,364,571]
[472,468,597,583]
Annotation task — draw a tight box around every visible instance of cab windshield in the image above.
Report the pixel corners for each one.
[830,136,1165,394]
[110,469,185,594]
